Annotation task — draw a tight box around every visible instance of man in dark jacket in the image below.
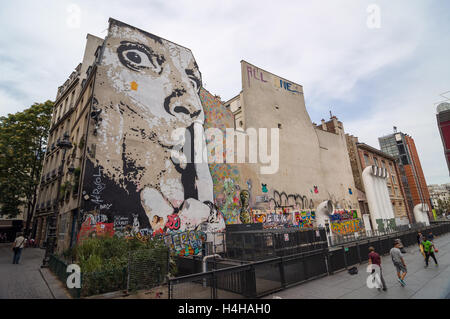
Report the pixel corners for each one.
[368,246,387,291]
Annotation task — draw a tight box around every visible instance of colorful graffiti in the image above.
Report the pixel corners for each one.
[77,212,114,242]
[250,210,316,229]
[330,210,358,222]
[163,230,207,256]
[295,211,316,228]
[330,219,363,235]
[200,88,243,225]
[239,190,252,224]
[329,209,362,235]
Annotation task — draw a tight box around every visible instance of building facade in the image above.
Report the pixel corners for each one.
[33,34,104,248]
[428,183,450,214]
[34,19,366,254]
[224,61,361,236]
[436,102,450,175]
[379,131,432,220]
[346,135,412,231]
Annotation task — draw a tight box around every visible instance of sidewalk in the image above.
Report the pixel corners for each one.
[0,243,70,299]
[264,232,450,299]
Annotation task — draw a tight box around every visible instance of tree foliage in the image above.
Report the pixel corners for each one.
[0,101,53,218]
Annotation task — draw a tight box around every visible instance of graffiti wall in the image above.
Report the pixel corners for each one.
[329,209,364,235]
[200,89,243,225]
[78,19,224,255]
[251,209,316,229]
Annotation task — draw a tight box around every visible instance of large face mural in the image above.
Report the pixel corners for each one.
[82,20,224,238]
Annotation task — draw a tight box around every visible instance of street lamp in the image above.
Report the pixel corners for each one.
[41,132,72,268]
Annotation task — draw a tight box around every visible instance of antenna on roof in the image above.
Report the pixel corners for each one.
[433,90,450,105]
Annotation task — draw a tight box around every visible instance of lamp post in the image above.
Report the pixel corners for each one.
[41,132,72,268]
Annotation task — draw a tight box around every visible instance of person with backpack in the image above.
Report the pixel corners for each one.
[368,246,387,291]
[390,240,407,286]
[422,237,438,268]
[11,232,27,264]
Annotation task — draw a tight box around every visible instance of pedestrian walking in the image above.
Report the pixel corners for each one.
[417,232,425,258]
[11,232,27,264]
[417,232,424,246]
[421,237,438,268]
[368,246,387,291]
[390,240,407,286]
[428,232,434,241]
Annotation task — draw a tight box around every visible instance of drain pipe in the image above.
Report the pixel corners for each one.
[203,254,221,287]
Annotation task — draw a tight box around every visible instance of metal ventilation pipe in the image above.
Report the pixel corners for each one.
[202,254,221,287]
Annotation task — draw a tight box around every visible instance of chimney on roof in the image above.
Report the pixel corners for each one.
[321,119,327,131]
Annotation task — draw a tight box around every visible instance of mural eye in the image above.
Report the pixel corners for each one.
[120,49,153,71]
[126,51,141,64]
[117,41,163,73]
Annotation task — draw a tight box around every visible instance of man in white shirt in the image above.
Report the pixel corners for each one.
[12,232,27,264]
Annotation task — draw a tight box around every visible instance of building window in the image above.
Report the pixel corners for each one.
[373,157,379,167]
[364,154,370,167]
[388,186,392,196]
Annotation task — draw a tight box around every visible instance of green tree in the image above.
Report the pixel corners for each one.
[0,101,53,234]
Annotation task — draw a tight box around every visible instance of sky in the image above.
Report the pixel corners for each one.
[0,0,449,184]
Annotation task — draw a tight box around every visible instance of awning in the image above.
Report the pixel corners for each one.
[0,220,13,228]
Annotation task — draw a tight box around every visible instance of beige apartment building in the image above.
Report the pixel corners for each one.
[33,34,103,250]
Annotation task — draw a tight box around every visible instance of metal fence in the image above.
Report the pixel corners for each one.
[225,228,328,261]
[327,222,428,246]
[169,221,450,299]
[127,248,169,292]
[168,248,329,299]
[48,255,81,298]
[49,246,170,298]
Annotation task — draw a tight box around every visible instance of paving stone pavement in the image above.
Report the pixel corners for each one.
[264,232,450,299]
[0,243,70,299]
